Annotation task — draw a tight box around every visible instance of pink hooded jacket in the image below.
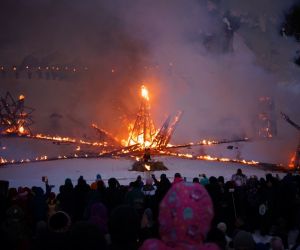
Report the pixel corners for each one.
[140,182,219,250]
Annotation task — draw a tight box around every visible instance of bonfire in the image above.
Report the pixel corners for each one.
[1,86,271,170]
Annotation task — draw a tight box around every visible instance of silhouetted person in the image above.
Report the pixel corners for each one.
[143,148,151,163]
[232,168,247,187]
[109,205,139,250]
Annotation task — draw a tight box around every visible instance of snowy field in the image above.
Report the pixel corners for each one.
[0,136,292,193]
[0,156,287,193]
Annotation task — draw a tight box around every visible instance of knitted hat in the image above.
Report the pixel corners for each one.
[159,182,214,245]
[140,182,218,250]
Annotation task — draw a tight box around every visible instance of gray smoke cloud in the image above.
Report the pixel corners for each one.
[0,0,299,164]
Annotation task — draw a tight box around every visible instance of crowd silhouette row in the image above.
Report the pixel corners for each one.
[0,168,300,250]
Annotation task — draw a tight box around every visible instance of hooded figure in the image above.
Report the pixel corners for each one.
[88,202,108,235]
[109,205,140,250]
[233,230,256,250]
[172,173,183,184]
[91,174,105,190]
[48,211,71,233]
[140,182,218,250]
[33,211,71,250]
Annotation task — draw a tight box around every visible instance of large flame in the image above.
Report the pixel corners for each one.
[125,85,157,148]
[19,94,25,101]
[145,164,151,171]
[18,126,25,134]
[141,85,149,101]
[289,153,296,168]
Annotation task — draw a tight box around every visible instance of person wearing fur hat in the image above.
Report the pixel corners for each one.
[139,182,219,250]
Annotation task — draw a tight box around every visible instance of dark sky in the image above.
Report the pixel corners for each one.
[0,0,300,163]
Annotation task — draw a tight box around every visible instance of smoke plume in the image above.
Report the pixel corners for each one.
[0,0,299,164]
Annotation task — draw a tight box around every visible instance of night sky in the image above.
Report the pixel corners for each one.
[0,0,300,162]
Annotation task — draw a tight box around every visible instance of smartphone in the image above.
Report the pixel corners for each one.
[42,176,48,182]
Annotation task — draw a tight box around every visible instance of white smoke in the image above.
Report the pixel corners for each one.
[0,0,299,164]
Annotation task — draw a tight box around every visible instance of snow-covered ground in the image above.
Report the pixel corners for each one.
[0,136,290,193]
[0,136,293,165]
[0,156,287,193]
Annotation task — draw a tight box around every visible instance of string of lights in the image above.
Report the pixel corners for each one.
[0,65,89,80]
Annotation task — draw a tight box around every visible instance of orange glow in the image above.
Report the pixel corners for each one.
[125,86,157,148]
[141,85,149,101]
[145,164,151,171]
[18,126,25,134]
[3,124,28,136]
[0,157,8,164]
[201,139,215,145]
[33,134,109,147]
[157,150,259,165]
[0,86,265,169]
[127,135,153,148]
[35,134,76,143]
[289,153,296,168]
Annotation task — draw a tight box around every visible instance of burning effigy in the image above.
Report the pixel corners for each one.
[1,86,286,171]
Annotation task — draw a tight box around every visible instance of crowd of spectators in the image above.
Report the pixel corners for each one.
[0,168,300,250]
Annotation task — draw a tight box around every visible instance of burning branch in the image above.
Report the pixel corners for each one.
[0,92,34,135]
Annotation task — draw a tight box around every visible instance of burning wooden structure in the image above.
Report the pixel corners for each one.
[0,92,34,135]
[127,85,156,148]
[0,85,263,170]
[92,123,120,146]
[126,85,182,150]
